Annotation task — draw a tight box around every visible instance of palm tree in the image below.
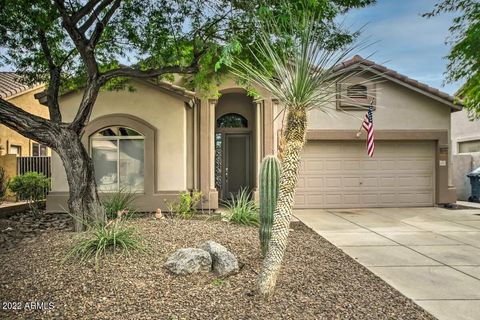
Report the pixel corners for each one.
[231,8,369,297]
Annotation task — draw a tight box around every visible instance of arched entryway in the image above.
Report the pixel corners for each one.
[214,92,256,200]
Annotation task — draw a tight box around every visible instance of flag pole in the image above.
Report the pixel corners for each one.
[356,98,375,137]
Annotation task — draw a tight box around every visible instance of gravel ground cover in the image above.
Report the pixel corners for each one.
[0,214,434,320]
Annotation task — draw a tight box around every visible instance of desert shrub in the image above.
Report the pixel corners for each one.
[65,220,143,266]
[165,190,202,219]
[8,171,50,214]
[102,189,137,220]
[0,167,8,204]
[211,278,225,286]
[224,188,259,227]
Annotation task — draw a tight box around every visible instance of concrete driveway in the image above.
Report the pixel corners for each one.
[294,206,480,320]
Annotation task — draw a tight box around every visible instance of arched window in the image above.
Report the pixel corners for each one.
[216,113,248,128]
[90,126,145,192]
[347,84,368,99]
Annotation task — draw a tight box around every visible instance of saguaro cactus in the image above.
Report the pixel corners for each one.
[259,155,280,257]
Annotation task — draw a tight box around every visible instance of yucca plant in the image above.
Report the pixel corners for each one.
[231,4,371,297]
[223,188,259,227]
[65,220,143,267]
[102,188,138,220]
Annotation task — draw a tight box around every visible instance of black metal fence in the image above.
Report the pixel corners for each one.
[17,156,51,177]
[16,156,52,199]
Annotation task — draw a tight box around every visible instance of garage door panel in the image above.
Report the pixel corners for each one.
[295,194,306,206]
[380,177,396,187]
[325,194,341,205]
[343,177,361,187]
[363,194,379,205]
[360,161,378,170]
[297,176,306,188]
[344,160,361,170]
[306,177,323,188]
[295,140,435,208]
[305,159,323,171]
[325,160,341,170]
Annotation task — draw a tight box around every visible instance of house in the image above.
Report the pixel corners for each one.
[0,73,51,157]
[451,108,480,200]
[46,56,460,212]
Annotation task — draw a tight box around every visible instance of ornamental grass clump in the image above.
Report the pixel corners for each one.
[65,219,144,267]
[224,188,259,227]
[102,188,138,220]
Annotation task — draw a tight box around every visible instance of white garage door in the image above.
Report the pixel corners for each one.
[295,140,435,208]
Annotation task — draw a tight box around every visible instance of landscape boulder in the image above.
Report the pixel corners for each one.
[164,248,212,275]
[199,241,239,276]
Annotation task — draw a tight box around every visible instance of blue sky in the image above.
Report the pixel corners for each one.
[0,1,462,95]
[341,0,461,95]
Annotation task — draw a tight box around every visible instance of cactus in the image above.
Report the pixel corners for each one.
[259,155,280,257]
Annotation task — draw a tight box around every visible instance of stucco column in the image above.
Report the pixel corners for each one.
[198,98,219,210]
[437,143,457,204]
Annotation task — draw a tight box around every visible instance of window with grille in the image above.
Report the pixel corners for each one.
[32,143,47,156]
[90,126,145,192]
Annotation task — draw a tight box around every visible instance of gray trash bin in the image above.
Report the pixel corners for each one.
[467,167,480,203]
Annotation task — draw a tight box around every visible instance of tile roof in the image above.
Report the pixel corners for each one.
[147,79,196,99]
[0,72,36,99]
[335,55,460,108]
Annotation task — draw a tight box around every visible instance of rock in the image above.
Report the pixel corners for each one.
[199,240,228,254]
[199,241,239,276]
[164,248,212,275]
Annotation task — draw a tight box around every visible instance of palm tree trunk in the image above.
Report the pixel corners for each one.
[258,106,307,298]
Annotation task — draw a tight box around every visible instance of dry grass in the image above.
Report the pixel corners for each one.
[0,216,434,320]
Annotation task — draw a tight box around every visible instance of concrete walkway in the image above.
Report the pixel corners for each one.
[295,207,480,320]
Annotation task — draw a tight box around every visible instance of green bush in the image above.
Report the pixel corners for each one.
[65,220,143,266]
[8,171,50,214]
[0,167,8,204]
[165,190,202,219]
[102,189,138,220]
[224,188,259,227]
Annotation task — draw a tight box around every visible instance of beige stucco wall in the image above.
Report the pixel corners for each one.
[307,80,451,131]
[196,76,274,195]
[272,76,453,160]
[451,110,480,199]
[451,109,480,154]
[51,80,188,193]
[0,86,51,157]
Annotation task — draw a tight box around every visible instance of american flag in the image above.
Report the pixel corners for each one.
[362,106,375,157]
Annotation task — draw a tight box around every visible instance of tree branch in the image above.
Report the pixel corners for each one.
[79,0,114,34]
[71,0,103,24]
[98,65,199,85]
[68,79,101,134]
[0,98,60,148]
[37,30,63,123]
[89,0,121,47]
[53,0,98,76]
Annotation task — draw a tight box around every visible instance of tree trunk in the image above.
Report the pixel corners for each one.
[55,128,105,231]
[258,106,307,298]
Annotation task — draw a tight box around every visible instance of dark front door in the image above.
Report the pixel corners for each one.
[225,133,250,198]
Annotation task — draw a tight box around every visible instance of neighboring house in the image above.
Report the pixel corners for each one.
[0,72,51,157]
[451,109,480,200]
[47,56,460,212]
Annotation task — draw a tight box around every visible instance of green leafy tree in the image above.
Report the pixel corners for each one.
[424,0,480,118]
[231,2,373,297]
[8,172,50,214]
[0,0,373,231]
